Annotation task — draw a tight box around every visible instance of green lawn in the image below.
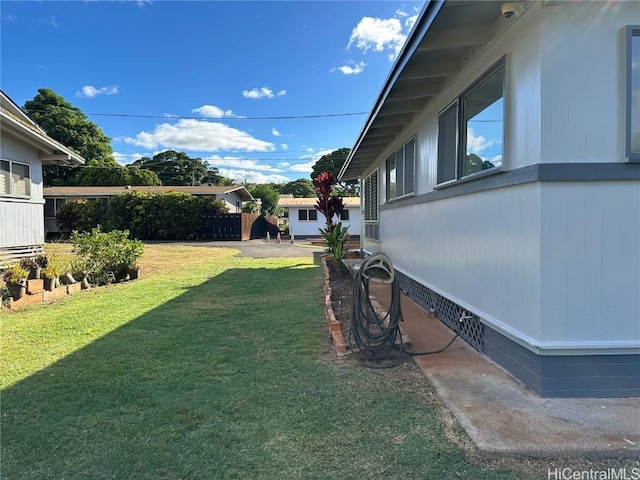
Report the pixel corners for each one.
[1,245,537,479]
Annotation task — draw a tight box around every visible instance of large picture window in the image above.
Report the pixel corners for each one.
[0,159,31,197]
[363,169,379,240]
[627,26,640,161]
[437,60,504,184]
[386,137,415,200]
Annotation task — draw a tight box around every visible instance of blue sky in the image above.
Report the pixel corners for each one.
[1,0,424,183]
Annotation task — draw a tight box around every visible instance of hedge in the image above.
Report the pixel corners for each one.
[55,192,229,240]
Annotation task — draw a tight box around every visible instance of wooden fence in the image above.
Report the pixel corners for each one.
[199,214,279,241]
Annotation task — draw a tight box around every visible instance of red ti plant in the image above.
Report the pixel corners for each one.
[314,171,344,233]
[314,172,349,265]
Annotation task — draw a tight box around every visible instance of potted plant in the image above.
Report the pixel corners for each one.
[35,254,48,276]
[42,255,63,291]
[19,257,40,279]
[3,263,29,300]
[70,258,91,289]
[119,237,144,281]
[127,263,141,280]
[59,259,77,286]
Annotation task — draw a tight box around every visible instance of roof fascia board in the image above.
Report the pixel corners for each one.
[338,0,444,180]
[0,90,37,126]
[1,111,85,165]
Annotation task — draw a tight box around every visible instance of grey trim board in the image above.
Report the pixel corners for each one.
[483,327,640,398]
[380,163,640,210]
[627,26,640,162]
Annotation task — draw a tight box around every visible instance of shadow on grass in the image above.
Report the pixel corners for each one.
[2,259,532,480]
[2,263,329,478]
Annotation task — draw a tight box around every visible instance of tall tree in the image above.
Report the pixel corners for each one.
[201,167,223,186]
[23,88,115,186]
[281,178,315,197]
[310,148,359,196]
[249,184,280,216]
[75,164,161,186]
[131,150,210,185]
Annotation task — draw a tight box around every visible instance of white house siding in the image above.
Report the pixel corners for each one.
[381,183,543,345]
[374,2,545,197]
[219,193,243,213]
[539,1,639,164]
[289,208,361,238]
[358,2,640,355]
[0,135,45,247]
[539,182,640,350]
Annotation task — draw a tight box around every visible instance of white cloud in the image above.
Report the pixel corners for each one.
[113,151,147,165]
[277,160,316,173]
[300,148,334,160]
[395,9,408,17]
[1,13,17,22]
[77,85,119,98]
[280,144,289,150]
[466,127,495,155]
[219,168,290,184]
[405,14,418,31]
[204,155,283,173]
[192,104,237,118]
[241,88,286,99]
[39,16,59,27]
[272,128,281,136]
[333,61,366,75]
[124,119,275,152]
[347,17,406,58]
[243,87,274,99]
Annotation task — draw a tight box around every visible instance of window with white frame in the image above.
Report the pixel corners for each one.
[363,169,379,240]
[340,209,349,221]
[627,26,640,161]
[386,137,415,200]
[437,60,505,184]
[0,159,31,197]
[298,209,317,221]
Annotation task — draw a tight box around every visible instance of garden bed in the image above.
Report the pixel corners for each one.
[323,256,354,353]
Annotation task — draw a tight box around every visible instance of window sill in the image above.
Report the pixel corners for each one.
[385,192,415,204]
[0,194,33,200]
[434,167,503,190]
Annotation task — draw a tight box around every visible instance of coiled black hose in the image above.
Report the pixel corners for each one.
[349,253,459,368]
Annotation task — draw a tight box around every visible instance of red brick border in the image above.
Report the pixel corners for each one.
[321,255,349,356]
[5,281,89,310]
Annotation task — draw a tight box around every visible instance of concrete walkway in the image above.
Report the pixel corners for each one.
[368,281,640,458]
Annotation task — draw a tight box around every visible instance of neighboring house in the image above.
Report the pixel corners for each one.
[43,185,254,234]
[339,2,640,397]
[1,90,84,265]
[277,197,361,238]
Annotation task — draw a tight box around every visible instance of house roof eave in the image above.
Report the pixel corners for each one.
[1,110,85,166]
[339,0,512,181]
[338,0,445,181]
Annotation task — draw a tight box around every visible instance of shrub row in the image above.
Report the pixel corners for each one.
[56,191,229,240]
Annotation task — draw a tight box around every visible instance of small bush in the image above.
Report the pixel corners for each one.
[70,227,144,285]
